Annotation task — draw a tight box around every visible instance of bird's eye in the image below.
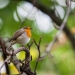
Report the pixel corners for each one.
[25,27,28,29]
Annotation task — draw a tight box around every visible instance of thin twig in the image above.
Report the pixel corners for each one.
[71,0,75,1]
[18,0,37,29]
[27,41,33,50]
[0,56,11,71]
[33,37,41,73]
[41,0,71,59]
[52,0,61,18]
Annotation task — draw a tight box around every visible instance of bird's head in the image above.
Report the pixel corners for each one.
[23,26,32,38]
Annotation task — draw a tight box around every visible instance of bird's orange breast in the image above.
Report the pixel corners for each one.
[25,29,31,38]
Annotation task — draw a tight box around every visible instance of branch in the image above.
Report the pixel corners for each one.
[0,56,11,72]
[25,0,75,50]
[0,38,9,74]
[18,0,37,29]
[27,41,33,50]
[33,37,41,73]
[0,46,35,75]
[71,0,75,2]
[41,0,71,58]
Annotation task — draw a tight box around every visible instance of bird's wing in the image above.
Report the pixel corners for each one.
[9,29,25,41]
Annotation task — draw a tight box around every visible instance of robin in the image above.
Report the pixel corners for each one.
[9,26,32,45]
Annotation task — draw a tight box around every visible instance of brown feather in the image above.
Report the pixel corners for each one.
[10,28,25,41]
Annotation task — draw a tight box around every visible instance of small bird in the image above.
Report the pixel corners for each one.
[9,26,32,45]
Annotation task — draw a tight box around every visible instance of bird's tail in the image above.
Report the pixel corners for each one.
[6,40,16,51]
[9,38,13,42]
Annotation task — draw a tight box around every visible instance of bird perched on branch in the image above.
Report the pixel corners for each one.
[9,26,32,45]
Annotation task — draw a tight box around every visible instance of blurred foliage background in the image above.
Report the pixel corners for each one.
[0,0,75,75]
